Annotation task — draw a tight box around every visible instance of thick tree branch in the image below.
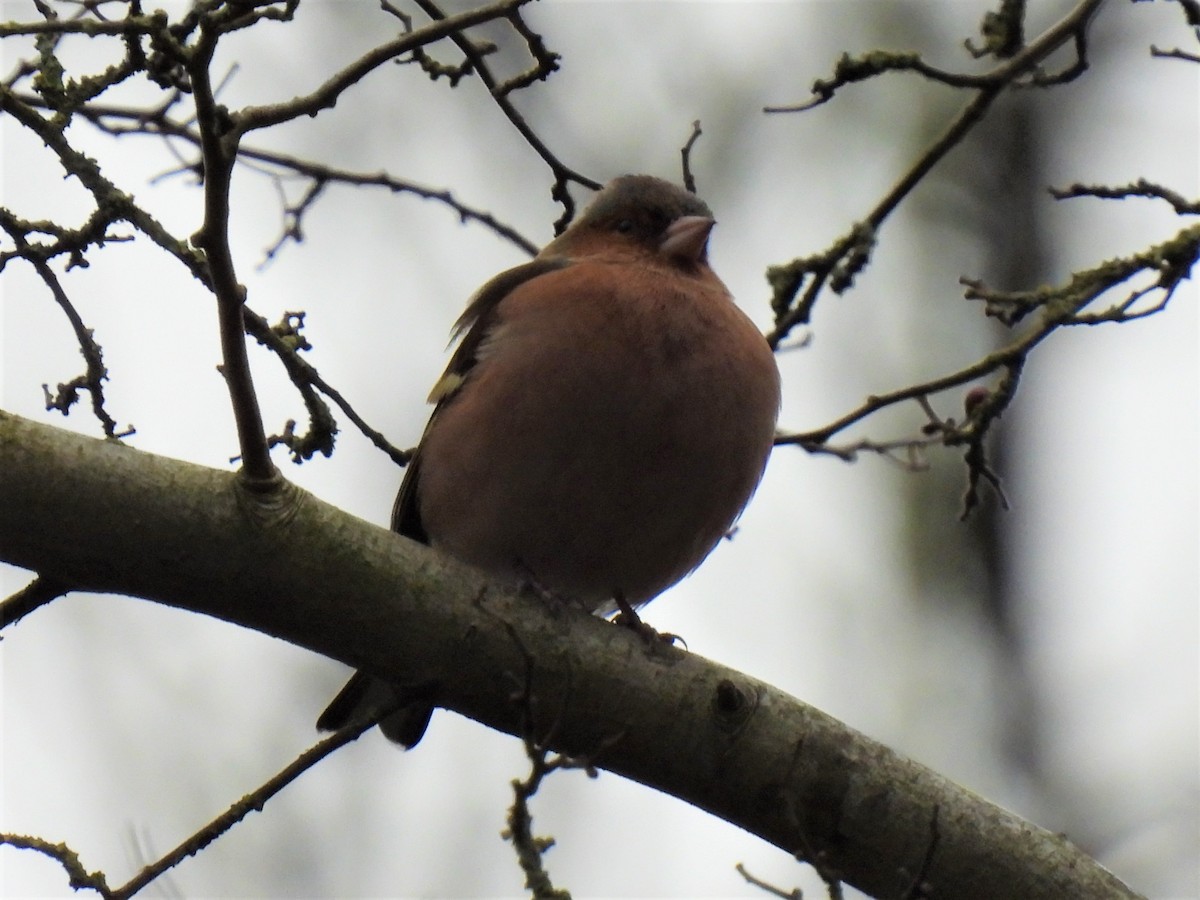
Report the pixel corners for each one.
[0,411,1141,900]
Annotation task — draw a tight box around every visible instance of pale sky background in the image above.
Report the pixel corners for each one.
[2,1,1198,898]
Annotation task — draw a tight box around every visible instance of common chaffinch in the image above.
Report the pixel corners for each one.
[318,174,781,746]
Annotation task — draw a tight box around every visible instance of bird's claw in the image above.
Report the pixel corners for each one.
[612,594,687,648]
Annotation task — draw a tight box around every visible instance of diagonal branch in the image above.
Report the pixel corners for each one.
[233,0,536,135]
[764,0,1107,342]
[0,410,1145,900]
[410,0,601,230]
[0,714,381,900]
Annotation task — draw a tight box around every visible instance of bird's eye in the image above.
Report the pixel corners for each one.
[615,219,633,234]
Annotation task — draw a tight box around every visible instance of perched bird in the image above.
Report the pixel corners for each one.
[317,174,781,747]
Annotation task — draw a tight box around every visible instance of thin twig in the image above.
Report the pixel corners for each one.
[1,575,72,630]
[234,0,533,135]
[764,0,1107,342]
[110,718,380,899]
[680,119,702,193]
[0,211,131,438]
[409,0,600,233]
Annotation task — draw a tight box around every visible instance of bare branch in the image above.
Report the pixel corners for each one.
[242,310,411,467]
[0,84,211,283]
[0,834,111,897]
[1050,177,1200,214]
[0,11,163,38]
[765,0,1106,342]
[961,223,1199,326]
[234,149,539,260]
[778,221,1198,473]
[1151,44,1200,63]
[0,575,72,630]
[679,119,703,194]
[735,862,806,900]
[108,719,376,900]
[500,627,584,899]
[234,0,535,135]
[18,94,541,256]
[187,16,276,484]
[409,0,601,233]
[381,0,496,86]
[0,703,394,900]
[0,210,132,438]
[765,0,1102,113]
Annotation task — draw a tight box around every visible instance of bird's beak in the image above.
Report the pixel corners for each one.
[660,215,715,262]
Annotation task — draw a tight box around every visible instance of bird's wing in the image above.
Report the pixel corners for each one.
[390,255,572,540]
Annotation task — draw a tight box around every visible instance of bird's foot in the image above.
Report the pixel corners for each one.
[612,592,686,648]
